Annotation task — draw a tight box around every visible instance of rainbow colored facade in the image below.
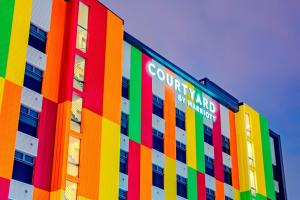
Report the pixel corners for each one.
[0,0,286,200]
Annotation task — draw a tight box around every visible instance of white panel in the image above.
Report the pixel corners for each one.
[31,0,52,31]
[204,143,214,159]
[176,127,186,144]
[274,180,280,193]
[120,134,129,152]
[220,105,230,138]
[121,97,130,114]
[152,60,165,100]
[152,149,165,168]
[152,114,165,133]
[119,173,128,191]
[176,161,187,178]
[9,180,33,200]
[152,186,165,200]
[224,184,234,198]
[270,137,277,166]
[21,87,43,112]
[205,174,216,190]
[122,41,131,79]
[16,131,39,156]
[222,152,232,168]
[26,45,47,71]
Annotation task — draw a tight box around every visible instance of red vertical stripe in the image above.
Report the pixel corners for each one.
[141,54,152,148]
[212,101,224,181]
[127,141,141,200]
[0,178,9,199]
[197,172,206,200]
[83,1,107,115]
[33,98,58,190]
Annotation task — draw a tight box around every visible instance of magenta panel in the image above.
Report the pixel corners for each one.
[0,177,10,199]
[127,140,140,200]
[197,172,206,200]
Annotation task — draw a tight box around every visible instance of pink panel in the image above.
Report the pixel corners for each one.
[0,177,10,199]
[127,141,140,200]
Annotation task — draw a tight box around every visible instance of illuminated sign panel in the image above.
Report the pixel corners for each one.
[147,62,217,121]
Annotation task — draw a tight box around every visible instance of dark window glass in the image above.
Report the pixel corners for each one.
[222,135,230,155]
[225,196,233,200]
[120,150,128,174]
[224,166,232,185]
[121,112,128,136]
[24,63,43,93]
[206,188,215,200]
[28,24,47,53]
[119,189,127,200]
[204,125,213,145]
[18,105,39,137]
[13,151,34,184]
[177,175,187,198]
[153,129,164,153]
[153,95,164,118]
[176,108,185,130]
[205,156,214,177]
[152,164,164,189]
[122,77,129,99]
[176,141,186,163]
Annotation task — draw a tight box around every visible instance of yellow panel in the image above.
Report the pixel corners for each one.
[0,78,4,111]
[99,117,121,200]
[185,82,197,169]
[165,156,176,200]
[77,196,91,200]
[233,188,240,200]
[6,0,32,86]
[50,189,64,200]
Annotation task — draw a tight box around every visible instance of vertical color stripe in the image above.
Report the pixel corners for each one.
[141,54,153,148]
[33,188,50,200]
[0,78,4,110]
[165,157,176,200]
[197,172,206,200]
[187,167,197,200]
[0,177,10,199]
[215,180,224,200]
[128,47,142,143]
[233,188,240,200]
[140,145,152,200]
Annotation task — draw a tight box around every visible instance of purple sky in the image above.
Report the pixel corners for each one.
[100,0,300,199]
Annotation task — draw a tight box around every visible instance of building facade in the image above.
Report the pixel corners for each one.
[0,0,287,200]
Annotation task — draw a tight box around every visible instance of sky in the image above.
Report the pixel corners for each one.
[100,0,300,199]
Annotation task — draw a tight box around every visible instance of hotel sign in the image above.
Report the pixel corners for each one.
[148,62,217,122]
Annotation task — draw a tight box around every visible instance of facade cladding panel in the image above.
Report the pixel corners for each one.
[0,0,287,200]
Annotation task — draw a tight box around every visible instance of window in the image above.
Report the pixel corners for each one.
[176,108,185,130]
[67,136,80,177]
[24,63,43,93]
[119,189,127,200]
[120,150,128,174]
[28,24,47,53]
[71,94,82,132]
[122,77,129,99]
[206,188,215,200]
[222,135,230,155]
[249,170,257,195]
[73,55,86,91]
[176,141,186,163]
[153,95,164,118]
[177,175,187,198]
[205,156,214,177]
[121,112,128,136]
[153,129,164,153]
[247,141,254,166]
[152,164,164,189]
[18,105,39,137]
[12,151,34,184]
[224,166,232,185]
[76,2,88,52]
[65,180,77,200]
[204,125,213,145]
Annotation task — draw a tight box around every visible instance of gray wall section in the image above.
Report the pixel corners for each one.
[31,0,53,31]
[220,104,230,138]
[21,87,43,112]
[26,45,47,71]
[15,131,38,157]
[122,41,131,79]
[8,180,33,200]
[152,149,165,168]
[205,174,216,191]
[152,186,165,200]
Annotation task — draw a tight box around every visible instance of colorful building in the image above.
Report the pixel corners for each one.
[0,0,287,199]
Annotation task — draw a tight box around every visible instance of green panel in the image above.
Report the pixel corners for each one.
[260,115,276,200]
[240,191,251,200]
[0,0,15,78]
[256,193,267,200]
[128,46,142,143]
[195,89,205,173]
[187,167,197,200]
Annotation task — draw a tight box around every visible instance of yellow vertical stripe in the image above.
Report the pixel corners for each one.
[233,188,240,200]
[6,0,32,86]
[99,117,121,200]
[165,156,176,200]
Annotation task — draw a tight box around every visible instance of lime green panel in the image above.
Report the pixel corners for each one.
[195,89,204,173]
[187,167,197,200]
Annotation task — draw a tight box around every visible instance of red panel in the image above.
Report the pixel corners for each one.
[141,54,152,148]
[0,177,10,199]
[33,98,58,190]
[127,141,140,200]
[197,172,206,200]
[82,1,107,115]
[212,101,224,181]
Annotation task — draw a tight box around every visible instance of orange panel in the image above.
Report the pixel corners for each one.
[215,180,224,200]
[33,188,50,200]
[0,80,21,179]
[140,145,152,200]
[77,109,102,199]
[42,0,67,103]
[102,11,124,123]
